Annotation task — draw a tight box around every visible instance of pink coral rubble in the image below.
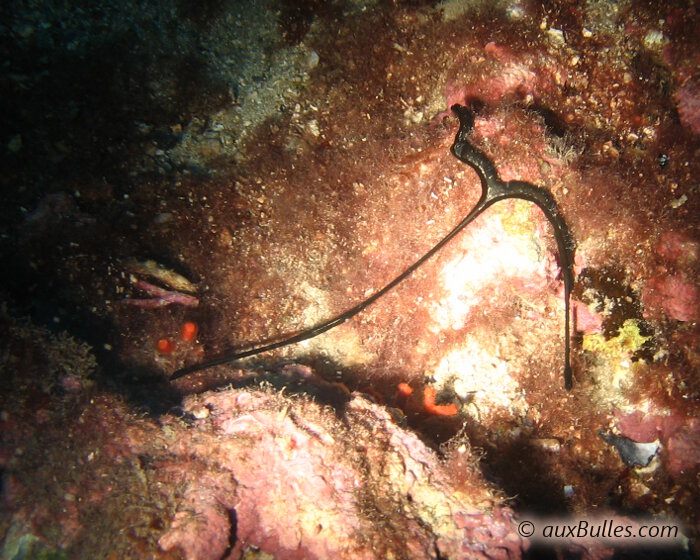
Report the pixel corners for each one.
[642,231,700,322]
[151,386,526,559]
[675,80,700,135]
[643,274,699,322]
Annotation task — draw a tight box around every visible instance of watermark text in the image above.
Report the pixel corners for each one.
[517,516,685,548]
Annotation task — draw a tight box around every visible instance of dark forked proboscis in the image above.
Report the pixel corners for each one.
[170,104,576,389]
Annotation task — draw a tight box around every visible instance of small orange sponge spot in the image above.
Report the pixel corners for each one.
[157,338,175,354]
[182,321,198,341]
[397,382,414,396]
[423,386,459,416]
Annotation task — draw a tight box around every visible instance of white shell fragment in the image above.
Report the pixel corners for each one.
[124,259,197,293]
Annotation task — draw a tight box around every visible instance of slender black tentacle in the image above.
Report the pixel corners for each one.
[450,104,575,389]
[171,103,576,389]
[169,196,489,381]
[503,180,575,389]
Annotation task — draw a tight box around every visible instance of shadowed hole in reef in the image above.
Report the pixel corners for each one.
[224,509,238,558]
[278,0,328,45]
[474,435,569,514]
